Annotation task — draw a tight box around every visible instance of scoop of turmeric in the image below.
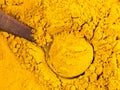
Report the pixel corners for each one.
[48,32,93,78]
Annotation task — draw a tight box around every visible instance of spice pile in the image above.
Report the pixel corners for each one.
[0,0,120,89]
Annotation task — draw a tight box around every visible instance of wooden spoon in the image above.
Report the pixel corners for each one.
[0,10,34,42]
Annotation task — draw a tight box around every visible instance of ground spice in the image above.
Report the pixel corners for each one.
[1,0,120,90]
[0,35,46,90]
[47,31,93,78]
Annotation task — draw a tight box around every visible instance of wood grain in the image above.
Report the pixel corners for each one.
[0,10,34,42]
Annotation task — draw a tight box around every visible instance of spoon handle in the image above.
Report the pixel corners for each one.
[0,10,34,41]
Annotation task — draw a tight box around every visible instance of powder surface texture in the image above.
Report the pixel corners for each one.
[0,0,120,90]
[48,32,93,78]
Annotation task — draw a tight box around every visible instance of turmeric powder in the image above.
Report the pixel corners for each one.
[47,32,93,78]
[0,0,120,90]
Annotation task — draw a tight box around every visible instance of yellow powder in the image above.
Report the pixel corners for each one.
[47,32,93,78]
[0,35,46,90]
[0,0,120,90]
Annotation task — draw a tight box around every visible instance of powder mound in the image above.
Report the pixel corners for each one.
[47,32,93,78]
